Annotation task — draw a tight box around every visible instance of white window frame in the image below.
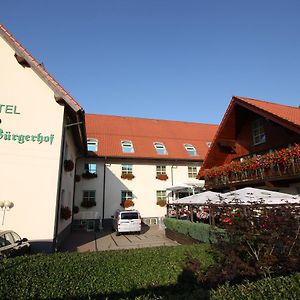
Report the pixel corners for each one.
[154,142,168,155]
[188,166,198,178]
[156,165,166,176]
[84,163,97,174]
[184,144,197,156]
[156,190,166,201]
[83,190,96,202]
[87,139,98,152]
[121,140,134,153]
[121,190,133,201]
[121,164,133,174]
[252,119,266,145]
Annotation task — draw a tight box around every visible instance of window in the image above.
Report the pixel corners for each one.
[184,144,197,156]
[252,119,266,145]
[83,190,96,202]
[156,165,166,176]
[156,190,166,201]
[121,190,133,201]
[84,163,97,174]
[121,164,133,174]
[121,140,134,153]
[87,139,98,151]
[154,142,167,155]
[188,166,198,178]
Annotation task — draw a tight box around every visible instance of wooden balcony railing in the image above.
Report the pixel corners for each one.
[205,159,300,189]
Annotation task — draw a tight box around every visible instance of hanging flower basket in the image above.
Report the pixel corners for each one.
[121,173,135,180]
[75,175,81,182]
[80,199,96,208]
[60,206,72,220]
[64,160,74,172]
[156,174,168,181]
[121,199,134,208]
[156,199,167,207]
[82,172,98,179]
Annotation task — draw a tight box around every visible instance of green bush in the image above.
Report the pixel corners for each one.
[0,244,214,299]
[211,272,300,300]
[164,217,226,244]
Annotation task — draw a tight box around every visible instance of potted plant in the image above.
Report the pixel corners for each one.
[60,206,72,220]
[73,205,79,214]
[64,160,74,172]
[121,173,135,180]
[156,174,168,181]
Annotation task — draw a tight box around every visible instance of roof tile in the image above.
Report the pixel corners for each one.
[86,114,218,160]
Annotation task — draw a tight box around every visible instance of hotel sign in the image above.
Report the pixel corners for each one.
[0,103,55,145]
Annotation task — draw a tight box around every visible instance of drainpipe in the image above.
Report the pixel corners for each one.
[102,158,107,224]
[53,112,66,252]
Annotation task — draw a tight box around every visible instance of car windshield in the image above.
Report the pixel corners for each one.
[121,212,139,220]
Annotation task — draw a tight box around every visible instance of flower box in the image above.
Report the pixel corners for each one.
[82,172,98,179]
[202,143,300,181]
[156,174,168,181]
[64,160,74,172]
[80,199,96,208]
[60,206,72,220]
[156,199,167,207]
[121,173,135,180]
[121,199,134,208]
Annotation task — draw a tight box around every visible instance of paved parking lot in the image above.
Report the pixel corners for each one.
[60,225,178,252]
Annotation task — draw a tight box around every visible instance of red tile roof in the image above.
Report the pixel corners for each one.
[86,114,218,160]
[236,96,300,127]
[0,24,83,112]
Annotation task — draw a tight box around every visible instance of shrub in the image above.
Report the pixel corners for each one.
[0,244,214,299]
[211,272,300,300]
[164,217,226,244]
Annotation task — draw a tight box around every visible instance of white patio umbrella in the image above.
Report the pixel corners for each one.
[171,191,224,205]
[223,187,300,205]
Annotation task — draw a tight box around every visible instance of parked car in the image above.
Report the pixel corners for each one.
[112,209,142,235]
[0,230,31,259]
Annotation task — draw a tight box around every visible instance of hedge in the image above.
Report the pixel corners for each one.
[0,244,214,299]
[164,217,226,244]
[211,272,300,300]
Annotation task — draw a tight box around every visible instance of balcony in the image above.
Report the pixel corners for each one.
[202,144,300,190]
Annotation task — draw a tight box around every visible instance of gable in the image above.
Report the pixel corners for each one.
[202,96,300,169]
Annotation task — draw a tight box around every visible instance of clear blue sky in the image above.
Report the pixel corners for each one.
[1,0,300,124]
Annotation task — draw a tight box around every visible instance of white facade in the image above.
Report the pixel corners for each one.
[0,28,85,252]
[74,158,201,223]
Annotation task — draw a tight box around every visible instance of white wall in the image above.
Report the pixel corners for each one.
[74,158,200,220]
[57,125,80,235]
[0,37,64,242]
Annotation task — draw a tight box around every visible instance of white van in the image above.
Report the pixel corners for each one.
[112,209,142,235]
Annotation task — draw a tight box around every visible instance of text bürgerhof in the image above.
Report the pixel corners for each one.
[0,104,55,145]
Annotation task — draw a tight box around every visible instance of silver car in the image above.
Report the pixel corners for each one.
[0,230,31,259]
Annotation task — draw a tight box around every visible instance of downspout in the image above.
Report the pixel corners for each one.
[102,158,107,223]
[53,111,66,252]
